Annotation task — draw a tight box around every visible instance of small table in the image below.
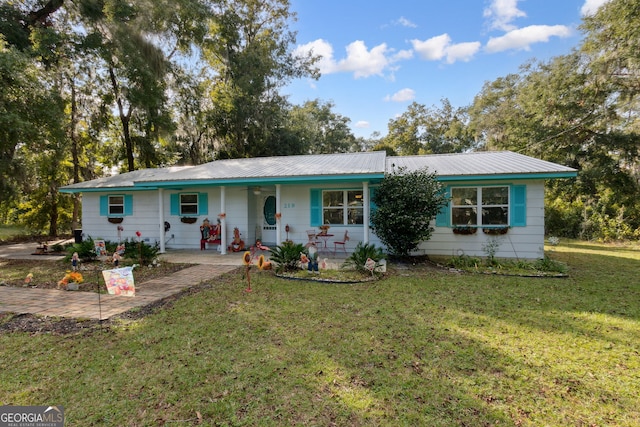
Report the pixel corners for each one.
[315,233,333,253]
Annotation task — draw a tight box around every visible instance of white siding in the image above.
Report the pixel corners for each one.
[80,180,546,259]
[414,180,546,259]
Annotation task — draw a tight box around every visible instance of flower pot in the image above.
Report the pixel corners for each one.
[108,217,123,224]
[67,283,79,291]
[452,227,477,235]
[181,217,198,224]
[483,227,509,235]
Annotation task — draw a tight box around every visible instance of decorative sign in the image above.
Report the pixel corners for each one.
[364,258,376,272]
[94,239,107,257]
[102,267,136,296]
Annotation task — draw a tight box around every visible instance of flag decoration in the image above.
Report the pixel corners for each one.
[102,267,136,296]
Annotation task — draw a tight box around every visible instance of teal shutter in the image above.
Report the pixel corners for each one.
[198,192,209,215]
[511,185,526,227]
[170,194,180,216]
[310,189,322,226]
[435,187,451,227]
[124,195,133,216]
[100,195,108,216]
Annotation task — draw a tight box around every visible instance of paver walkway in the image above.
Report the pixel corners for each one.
[0,264,238,320]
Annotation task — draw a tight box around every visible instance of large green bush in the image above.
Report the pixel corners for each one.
[371,167,448,256]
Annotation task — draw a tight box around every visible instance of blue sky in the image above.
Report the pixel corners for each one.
[285,0,611,139]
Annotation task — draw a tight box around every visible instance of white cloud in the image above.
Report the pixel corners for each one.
[337,40,391,78]
[295,39,411,79]
[411,34,451,61]
[384,88,416,103]
[483,0,526,31]
[411,34,481,64]
[445,42,482,64]
[485,25,572,53]
[355,121,370,128]
[580,0,611,16]
[394,16,417,28]
[294,39,338,74]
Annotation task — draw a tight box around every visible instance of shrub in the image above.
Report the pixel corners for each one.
[270,241,306,273]
[65,237,98,262]
[342,242,386,275]
[371,167,448,256]
[122,238,159,265]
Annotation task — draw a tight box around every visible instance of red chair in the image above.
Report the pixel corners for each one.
[333,230,349,254]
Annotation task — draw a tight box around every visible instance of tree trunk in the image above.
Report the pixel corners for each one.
[108,66,135,171]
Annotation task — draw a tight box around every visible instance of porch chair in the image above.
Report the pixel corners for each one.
[306,230,321,248]
[333,230,349,255]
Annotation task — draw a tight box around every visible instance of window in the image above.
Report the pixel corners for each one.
[108,195,124,215]
[322,190,363,225]
[180,193,199,215]
[170,192,208,217]
[451,186,509,226]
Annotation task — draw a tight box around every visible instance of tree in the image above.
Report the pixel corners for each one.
[371,167,448,257]
[384,100,475,155]
[286,100,355,154]
[203,0,318,158]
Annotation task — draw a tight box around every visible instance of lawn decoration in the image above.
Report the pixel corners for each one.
[307,243,319,272]
[58,271,84,290]
[229,227,245,252]
[242,250,253,292]
[102,267,135,296]
[71,252,79,271]
[24,273,33,284]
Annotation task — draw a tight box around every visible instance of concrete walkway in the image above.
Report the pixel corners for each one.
[0,242,247,320]
[0,264,239,320]
[0,242,347,321]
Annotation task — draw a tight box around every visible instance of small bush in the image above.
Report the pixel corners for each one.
[122,238,159,265]
[65,237,98,262]
[533,256,568,274]
[342,242,386,274]
[270,241,306,273]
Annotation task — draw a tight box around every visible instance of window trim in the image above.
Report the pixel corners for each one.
[108,195,125,216]
[450,185,510,227]
[100,194,133,217]
[179,193,200,216]
[321,189,364,226]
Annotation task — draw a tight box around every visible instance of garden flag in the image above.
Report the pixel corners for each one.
[102,267,136,296]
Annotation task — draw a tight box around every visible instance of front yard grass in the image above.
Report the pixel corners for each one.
[0,240,639,426]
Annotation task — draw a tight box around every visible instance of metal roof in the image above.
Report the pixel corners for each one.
[154,151,387,182]
[60,151,576,192]
[60,166,193,191]
[387,151,577,180]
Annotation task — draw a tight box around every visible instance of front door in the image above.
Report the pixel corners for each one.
[261,195,277,245]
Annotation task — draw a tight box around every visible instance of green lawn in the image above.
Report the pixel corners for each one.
[1,240,639,426]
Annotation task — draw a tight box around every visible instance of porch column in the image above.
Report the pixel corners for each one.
[363,181,370,244]
[158,189,166,253]
[275,184,282,245]
[220,186,227,255]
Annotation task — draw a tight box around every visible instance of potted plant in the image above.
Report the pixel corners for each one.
[58,271,84,291]
[181,217,198,224]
